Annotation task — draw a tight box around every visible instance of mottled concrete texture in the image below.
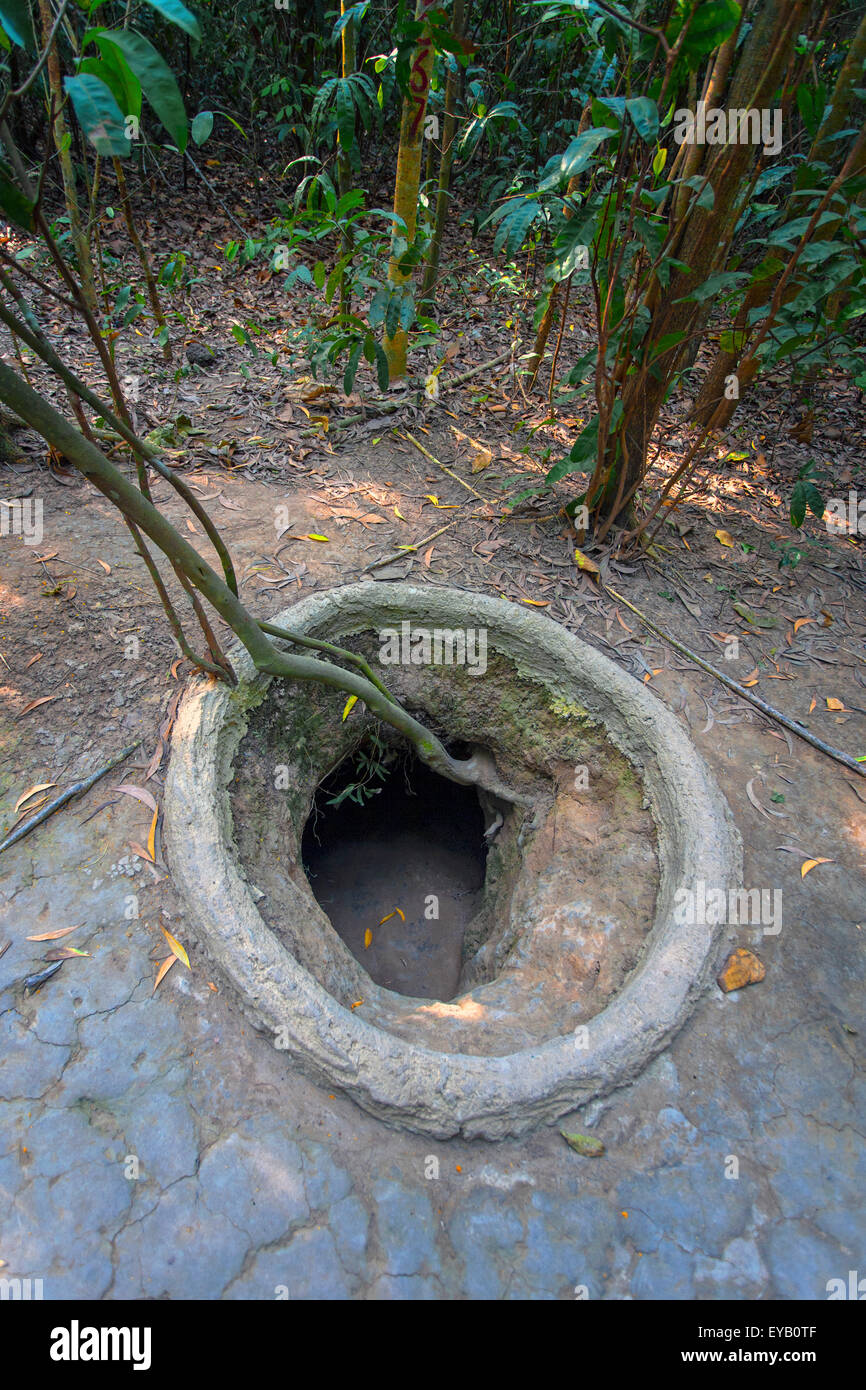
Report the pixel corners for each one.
[1,585,862,1301]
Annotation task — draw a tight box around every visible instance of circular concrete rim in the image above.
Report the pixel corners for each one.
[164,582,742,1139]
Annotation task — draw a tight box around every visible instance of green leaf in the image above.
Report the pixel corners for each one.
[95,29,188,152]
[495,198,542,258]
[141,0,201,40]
[538,127,615,192]
[0,160,34,229]
[374,340,390,391]
[679,270,749,304]
[626,97,659,142]
[77,50,142,121]
[0,0,34,50]
[652,146,667,177]
[790,479,824,529]
[546,416,601,484]
[343,341,363,395]
[63,75,131,158]
[666,0,740,63]
[191,110,213,145]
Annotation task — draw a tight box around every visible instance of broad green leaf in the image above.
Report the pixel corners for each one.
[538,127,616,192]
[626,96,659,142]
[191,110,213,145]
[77,51,142,120]
[142,0,200,40]
[374,340,390,391]
[95,29,188,151]
[666,0,740,63]
[64,74,130,158]
[0,0,34,49]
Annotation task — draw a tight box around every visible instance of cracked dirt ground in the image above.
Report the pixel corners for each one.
[1,434,865,1300]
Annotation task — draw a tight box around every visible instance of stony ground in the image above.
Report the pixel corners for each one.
[1,258,865,1298]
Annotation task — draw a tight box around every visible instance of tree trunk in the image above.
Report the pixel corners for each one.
[383,0,440,380]
[598,0,808,524]
[692,8,866,425]
[419,0,466,312]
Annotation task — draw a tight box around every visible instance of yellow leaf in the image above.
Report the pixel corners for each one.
[801,857,834,878]
[715,529,734,547]
[147,807,158,862]
[423,495,458,509]
[521,598,549,607]
[793,617,815,633]
[826,697,845,711]
[393,506,406,521]
[394,907,405,922]
[350,1000,364,1009]
[364,929,372,949]
[342,695,358,722]
[14,782,56,814]
[306,533,329,542]
[152,955,176,995]
[161,927,190,969]
[574,547,600,577]
[378,911,396,926]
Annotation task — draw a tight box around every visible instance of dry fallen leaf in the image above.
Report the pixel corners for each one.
[364,929,373,949]
[17,695,60,719]
[574,547,600,577]
[152,955,176,995]
[111,783,158,814]
[14,782,56,814]
[44,946,90,960]
[147,807,158,862]
[128,840,156,864]
[96,559,111,574]
[26,923,83,942]
[826,697,846,711]
[746,778,785,820]
[801,857,834,878]
[715,529,734,548]
[161,927,190,969]
[470,446,493,473]
[717,947,765,992]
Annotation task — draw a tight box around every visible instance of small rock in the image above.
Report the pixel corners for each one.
[717,947,765,993]
[186,342,219,368]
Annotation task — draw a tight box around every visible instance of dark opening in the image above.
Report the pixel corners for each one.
[302,740,488,1000]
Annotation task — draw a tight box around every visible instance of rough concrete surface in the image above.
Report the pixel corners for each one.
[164,584,743,1138]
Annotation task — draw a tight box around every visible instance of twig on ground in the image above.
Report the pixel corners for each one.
[0,741,142,856]
[603,583,866,780]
